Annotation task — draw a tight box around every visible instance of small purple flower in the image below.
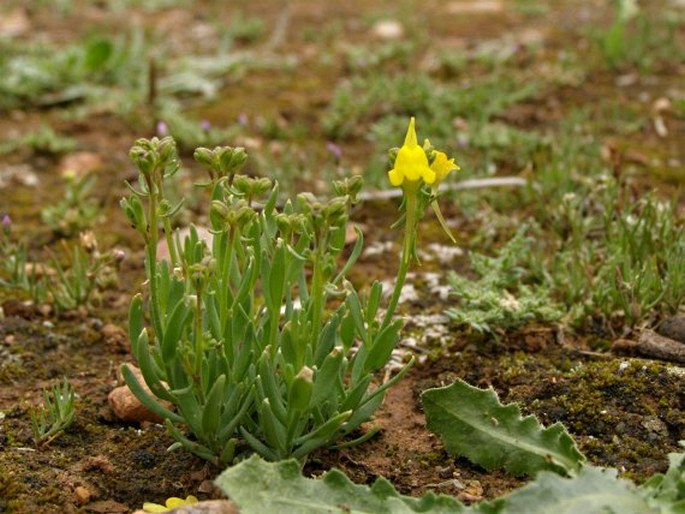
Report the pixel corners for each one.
[237,113,248,126]
[2,214,11,236]
[156,121,168,137]
[201,119,211,132]
[112,249,126,262]
[326,141,342,161]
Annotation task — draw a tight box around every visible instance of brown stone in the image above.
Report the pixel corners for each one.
[657,314,685,344]
[108,364,173,423]
[157,226,214,262]
[637,329,685,364]
[59,151,104,177]
[74,485,92,505]
[611,338,638,355]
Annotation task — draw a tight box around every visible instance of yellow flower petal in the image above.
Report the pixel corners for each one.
[165,498,186,509]
[142,502,169,513]
[421,166,437,185]
[403,117,418,147]
[430,151,460,182]
[388,168,404,186]
[166,496,198,509]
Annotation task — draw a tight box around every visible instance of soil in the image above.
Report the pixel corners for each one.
[1,0,684,512]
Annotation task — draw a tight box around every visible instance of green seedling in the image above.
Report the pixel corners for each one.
[47,232,123,312]
[41,173,101,237]
[30,378,75,448]
[0,124,76,156]
[0,215,48,303]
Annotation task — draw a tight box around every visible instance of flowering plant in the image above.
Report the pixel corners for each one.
[121,119,457,464]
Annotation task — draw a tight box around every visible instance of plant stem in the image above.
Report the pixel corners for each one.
[162,216,179,268]
[146,176,162,337]
[309,245,325,358]
[382,188,417,328]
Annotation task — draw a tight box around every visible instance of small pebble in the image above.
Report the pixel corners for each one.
[657,314,685,344]
[371,19,404,40]
[74,485,91,505]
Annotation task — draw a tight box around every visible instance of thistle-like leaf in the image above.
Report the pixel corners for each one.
[638,444,685,512]
[215,454,468,514]
[489,466,651,514]
[421,380,585,477]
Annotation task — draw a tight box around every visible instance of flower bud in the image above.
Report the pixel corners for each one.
[2,214,10,237]
[194,147,215,170]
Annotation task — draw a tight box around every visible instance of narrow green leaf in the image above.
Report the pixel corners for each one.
[346,291,368,345]
[365,281,383,326]
[313,314,339,367]
[311,350,343,408]
[340,310,356,351]
[215,455,467,514]
[364,319,403,373]
[421,380,585,477]
[269,241,287,309]
[128,294,144,349]
[288,374,313,413]
[260,399,287,455]
[332,224,364,285]
[201,374,226,436]
[161,300,190,363]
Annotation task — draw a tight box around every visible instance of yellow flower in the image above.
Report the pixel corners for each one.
[430,149,460,183]
[388,118,436,187]
[143,495,199,513]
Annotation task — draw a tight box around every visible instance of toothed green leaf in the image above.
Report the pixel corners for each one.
[639,445,685,512]
[491,466,651,514]
[215,454,468,514]
[422,380,585,477]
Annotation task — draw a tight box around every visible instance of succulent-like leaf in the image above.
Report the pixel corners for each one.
[215,454,467,514]
[421,380,585,476]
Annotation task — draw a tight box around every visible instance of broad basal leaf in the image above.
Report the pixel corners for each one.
[488,466,651,514]
[215,454,468,514]
[421,380,585,476]
[639,444,685,513]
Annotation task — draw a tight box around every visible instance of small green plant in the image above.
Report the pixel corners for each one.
[601,0,639,68]
[0,218,122,310]
[546,180,685,329]
[0,215,48,302]
[0,124,76,156]
[156,109,241,152]
[224,11,265,44]
[41,172,101,237]
[446,225,563,334]
[46,231,123,312]
[598,0,682,71]
[121,119,458,465]
[29,378,75,448]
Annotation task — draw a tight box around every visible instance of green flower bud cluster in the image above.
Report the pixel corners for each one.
[129,136,180,187]
[194,146,248,181]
